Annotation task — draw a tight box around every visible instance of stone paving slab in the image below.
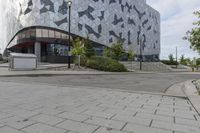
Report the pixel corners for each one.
[0,126,24,133]
[0,116,36,130]
[30,114,64,126]
[94,127,127,133]
[85,116,126,130]
[57,111,90,122]
[56,120,99,133]
[151,120,200,133]
[22,123,66,133]
[0,81,199,133]
[123,123,173,133]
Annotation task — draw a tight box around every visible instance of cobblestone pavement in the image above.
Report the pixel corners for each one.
[0,81,200,133]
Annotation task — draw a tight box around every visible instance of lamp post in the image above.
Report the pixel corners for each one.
[139,37,142,71]
[176,46,178,69]
[67,1,72,69]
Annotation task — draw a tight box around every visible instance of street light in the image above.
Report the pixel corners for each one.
[176,46,178,69]
[67,1,72,69]
[139,38,142,71]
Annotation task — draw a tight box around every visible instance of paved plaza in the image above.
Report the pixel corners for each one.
[0,80,200,133]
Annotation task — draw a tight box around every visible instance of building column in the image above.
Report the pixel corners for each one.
[34,42,41,62]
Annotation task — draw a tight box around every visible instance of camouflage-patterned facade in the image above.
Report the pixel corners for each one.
[1,0,160,61]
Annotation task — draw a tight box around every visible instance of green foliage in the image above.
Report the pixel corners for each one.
[71,38,86,56]
[168,54,174,62]
[86,56,128,72]
[103,40,125,61]
[53,47,59,56]
[103,47,112,58]
[196,58,200,66]
[127,46,135,61]
[162,54,179,65]
[161,60,178,65]
[0,54,3,61]
[179,55,188,65]
[184,11,200,53]
[82,36,95,58]
[111,40,125,60]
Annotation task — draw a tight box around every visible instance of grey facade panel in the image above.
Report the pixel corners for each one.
[0,0,160,58]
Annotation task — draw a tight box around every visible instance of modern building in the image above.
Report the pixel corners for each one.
[0,0,160,63]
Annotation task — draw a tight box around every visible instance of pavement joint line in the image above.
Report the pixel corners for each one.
[154,109,157,114]
[173,116,176,124]
[92,126,101,133]
[149,119,153,127]
[18,122,38,131]
[194,115,198,121]
[133,112,138,117]
[120,122,128,131]
[5,125,27,133]
[109,114,117,120]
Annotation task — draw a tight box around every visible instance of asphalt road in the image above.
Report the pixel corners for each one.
[0,72,200,93]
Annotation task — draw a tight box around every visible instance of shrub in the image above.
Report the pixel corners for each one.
[103,40,126,61]
[86,56,128,72]
[0,54,3,61]
[161,60,179,65]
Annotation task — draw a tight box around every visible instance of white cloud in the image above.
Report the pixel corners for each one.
[147,0,200,59]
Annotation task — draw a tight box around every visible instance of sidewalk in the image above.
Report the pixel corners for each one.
[0,63,113,77]
[0,81,199,133]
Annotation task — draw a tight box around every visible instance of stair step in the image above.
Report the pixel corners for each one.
[121,62,173,72]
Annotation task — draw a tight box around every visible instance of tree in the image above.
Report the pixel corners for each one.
[127,46,135,71]
[103,40,125,61]
[184,11,200,53]
[71,38,86,68]
[103,47,112,58]
[168,54,174,62]
[196,58,200,66]
[83,36,95,58]
[127,45,135,61]
[180,55,187,65]
[110,40,125,61]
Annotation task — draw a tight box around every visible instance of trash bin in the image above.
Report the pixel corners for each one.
[9,53,37,70]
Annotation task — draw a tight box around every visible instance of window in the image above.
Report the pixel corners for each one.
[55,31,61,38]
[42,29,49,38]
[30,29,36,37]
[25,30,30,38]
[49,30,55,38]
[36,29,42,37]
[61,33,67,39]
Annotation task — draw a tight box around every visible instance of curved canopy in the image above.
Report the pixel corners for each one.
[7,26,73,49]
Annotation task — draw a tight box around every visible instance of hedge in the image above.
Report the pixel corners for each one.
[86,56,128,72]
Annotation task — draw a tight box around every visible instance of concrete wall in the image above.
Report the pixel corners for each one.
[0,0,160,59]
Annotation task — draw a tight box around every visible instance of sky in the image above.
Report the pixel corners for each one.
[147,0,200,59]
[0,1,200,59]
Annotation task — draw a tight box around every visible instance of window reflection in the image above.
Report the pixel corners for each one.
[36,29,42,37]
[49,30,54,38]
[55,31,61,38]
[30,29,36,37]
[42,29,49,38]
[47,44,69,56]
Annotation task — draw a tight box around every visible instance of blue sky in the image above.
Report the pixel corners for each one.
[147,0,200,59]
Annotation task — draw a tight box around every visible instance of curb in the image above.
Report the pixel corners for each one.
[0,71,163,77]
[183,80,200,115]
